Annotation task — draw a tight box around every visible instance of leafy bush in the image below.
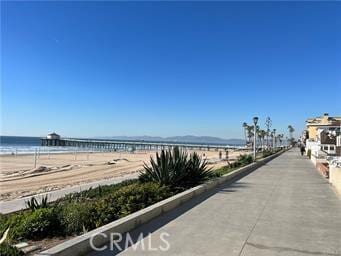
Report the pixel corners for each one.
[0,170,181,243]
[61,179,138,202]
[237,154,253,165]
[139,147,211,188]
[113,182,173,217]
[4,214,26,241]
[92,198,120,228]
[0,181,174,241]
[8,208,59,240]
[262,150,273,158]
[213,154,254,176]
[58,202,97,235]
[0,214,8,237]
[0,208,58,242]
[59,182,173,233]
[213,166,234,176]
[307,149,311,159]
[0,242,24,256]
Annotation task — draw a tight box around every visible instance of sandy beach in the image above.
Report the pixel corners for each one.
[0,149,248,201]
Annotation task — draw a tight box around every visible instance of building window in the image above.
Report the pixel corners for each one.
[324,146,328,150]
[330,146,335,150]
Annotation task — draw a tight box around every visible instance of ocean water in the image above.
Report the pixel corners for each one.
[0,136,94,155]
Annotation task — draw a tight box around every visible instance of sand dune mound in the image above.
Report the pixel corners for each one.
[107,158,130,165]
[26,166,51,174]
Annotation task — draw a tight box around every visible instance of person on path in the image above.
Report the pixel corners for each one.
[300,145,305,156]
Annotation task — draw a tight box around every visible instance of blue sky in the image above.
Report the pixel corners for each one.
[1,1,340,139]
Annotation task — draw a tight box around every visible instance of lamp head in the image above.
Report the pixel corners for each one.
[253,117,259,125]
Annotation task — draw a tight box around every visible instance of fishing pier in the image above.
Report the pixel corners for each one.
[41,133,236,152]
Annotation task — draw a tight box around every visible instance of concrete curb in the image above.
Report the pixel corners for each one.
[35,150,285,256]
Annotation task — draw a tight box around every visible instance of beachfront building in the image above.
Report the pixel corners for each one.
[305,113,341,141]
[320,130,338,155]
[304,113,341,180]
[337,135,341,156]
[305,113,341,156]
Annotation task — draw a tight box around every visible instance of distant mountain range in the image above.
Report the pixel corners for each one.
[95,135,245,145]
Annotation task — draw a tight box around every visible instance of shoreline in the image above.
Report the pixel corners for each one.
[0,149,147,157]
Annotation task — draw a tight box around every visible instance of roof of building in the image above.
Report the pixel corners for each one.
[48,132,60,136]
[306,113,341,125]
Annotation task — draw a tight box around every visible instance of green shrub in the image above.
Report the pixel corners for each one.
[237,154,253,165]
[262,150,273,158]
[15,208,58,240]
[0,180,177,241]
[213,154,253,177]
[58,182,173,232]
[307,149,311,159]
[61,179,138,202]
[140,147,211,188]
[113,182,173,217]
[4,214,26,241]
[0,242,24,256]
[213,166,234,176]
[2,208,59,241]
[92,198,120,227]
[230,161,241,168]
[0,214,8,236]
[59,202,97,235]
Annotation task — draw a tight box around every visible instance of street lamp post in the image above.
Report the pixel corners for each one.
[253,117,258,161]
[273,129,276,149]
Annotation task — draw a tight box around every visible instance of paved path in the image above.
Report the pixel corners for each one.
[0,173,138,214]
[90,149,341,256]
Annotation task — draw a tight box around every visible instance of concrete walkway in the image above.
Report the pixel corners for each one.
[89,149,341,256]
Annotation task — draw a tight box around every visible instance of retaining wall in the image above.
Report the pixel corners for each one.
[329,166,341,196]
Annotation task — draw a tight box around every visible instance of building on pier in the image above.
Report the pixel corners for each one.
[46,132,60,140]
[43,132,62,146]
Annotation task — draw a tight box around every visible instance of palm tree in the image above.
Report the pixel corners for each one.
[246,125,254,147]
[242,122,248,145]
[288,125,295,145]
[258,129,267,150]
[277,134,284,147]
